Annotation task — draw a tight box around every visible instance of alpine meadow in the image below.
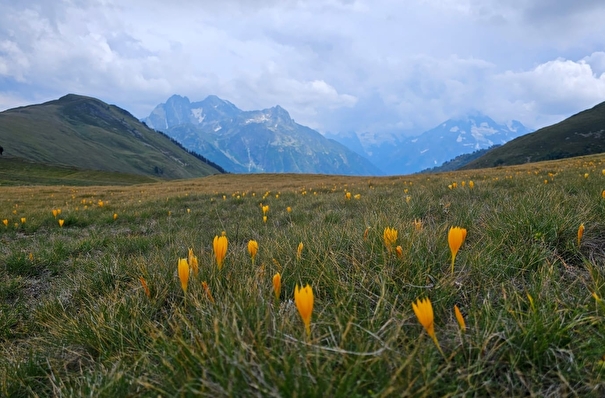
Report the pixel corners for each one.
[3,154,605,396]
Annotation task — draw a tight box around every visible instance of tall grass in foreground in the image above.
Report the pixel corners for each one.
[1,156,605,396]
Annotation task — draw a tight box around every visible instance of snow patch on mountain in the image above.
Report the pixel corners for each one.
[357,130,400,149]
[471,123,497,138]
[191,108,205,123]
[245,114,270,124]
[270,135,298,147]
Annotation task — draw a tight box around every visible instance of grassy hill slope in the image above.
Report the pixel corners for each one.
[419,146,499,173]
[0,94,222,179]
[463,100,605,169]
[0,156,157,186]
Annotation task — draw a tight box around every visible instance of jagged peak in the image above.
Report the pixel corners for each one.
[166,94,191,105]
[196,95,241,113]
[203,94,224,103]
[266,104,292,120]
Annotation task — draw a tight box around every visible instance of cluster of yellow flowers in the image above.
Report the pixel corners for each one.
[381,224,468,274]
[175,244,218,297]
[408,221,593,355]
[261,204,269,223]
[448,181,474,190]
[165,234,314,337]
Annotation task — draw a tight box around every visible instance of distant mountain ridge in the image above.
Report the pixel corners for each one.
[463,100,605,170]
[0,94,222,179]
[143,95,382,176]
[327,113,530,175]
[419,146,500,173]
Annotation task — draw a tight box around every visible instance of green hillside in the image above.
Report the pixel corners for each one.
[0,94,222,179]
[0,156,157,186]
[419,146,499,173]
[463,100,605,170]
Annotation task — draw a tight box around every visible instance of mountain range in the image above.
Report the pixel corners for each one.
[1,93,602,181]
[143,95,382,176]
[0,94,222,179]
[326,113,530,175]
[463,100,605,169]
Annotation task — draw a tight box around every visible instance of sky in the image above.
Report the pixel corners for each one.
[1,0,605,137]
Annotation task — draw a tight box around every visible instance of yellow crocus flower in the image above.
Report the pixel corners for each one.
[383,227,398,252]
[578,223,585,247]
[448,226,467,273]
[297,242,304,260]
[295,284,314,337]
[139,277,151,298]
[413,219,423,231]
[188,248,199,276]
[248,240,259,264]
[273,273,281,300]
[412,297,444,356]
[178,258,189,294]
[213,235,228,270]
[454,305,466,332]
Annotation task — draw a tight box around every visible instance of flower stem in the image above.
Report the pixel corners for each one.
[431,335,446,358]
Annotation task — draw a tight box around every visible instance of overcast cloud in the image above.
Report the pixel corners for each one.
[1,0,604,135]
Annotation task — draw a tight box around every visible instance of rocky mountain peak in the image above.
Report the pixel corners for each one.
[143,94,382,175]
[266,105,292,123]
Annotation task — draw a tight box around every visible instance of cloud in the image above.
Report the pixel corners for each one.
[515,0,605,23]
[0,0,604,137]
[496,55,605,115]
[221,71,357,129]
[583,52,605,76]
